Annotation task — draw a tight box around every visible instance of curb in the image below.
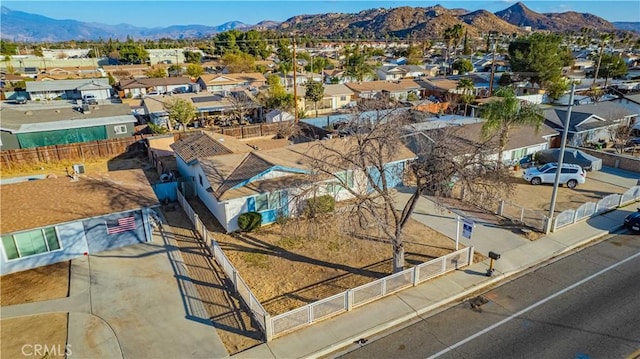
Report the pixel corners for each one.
[306,229,619,359]
[306,273,507,359]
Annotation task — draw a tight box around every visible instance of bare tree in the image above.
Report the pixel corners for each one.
[294,102,515,273]
[227,90,259,125]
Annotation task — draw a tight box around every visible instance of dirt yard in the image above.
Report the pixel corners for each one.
[0,313,68,359]
[509,171,629,214]
[1,261,70,306]
[188,198,483,316]
[0,152,160,183]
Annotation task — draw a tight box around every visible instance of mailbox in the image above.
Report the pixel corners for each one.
[488,251,501,260]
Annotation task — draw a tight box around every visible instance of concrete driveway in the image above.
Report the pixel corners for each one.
[509,166,637,214]
[82,234,229,359]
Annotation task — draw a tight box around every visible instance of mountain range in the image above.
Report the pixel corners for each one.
[0,2,637,42]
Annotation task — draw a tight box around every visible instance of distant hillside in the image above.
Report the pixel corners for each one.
[0,3,626,42]
[613,22,640,33]
[0,6,253,41]
[494,2,615,32]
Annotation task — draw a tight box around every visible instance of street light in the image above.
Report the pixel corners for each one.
[545,83,576,234]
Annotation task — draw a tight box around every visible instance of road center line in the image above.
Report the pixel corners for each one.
[426,250,640,359]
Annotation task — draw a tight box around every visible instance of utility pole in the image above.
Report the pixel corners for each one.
[292,38,299,123]
[546,83,576,234]
[488,35,498,97]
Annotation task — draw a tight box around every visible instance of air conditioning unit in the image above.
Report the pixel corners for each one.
[73,164,85,174]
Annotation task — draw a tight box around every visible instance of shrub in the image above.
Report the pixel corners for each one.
[238,212,262,232]
[303,195,335,218]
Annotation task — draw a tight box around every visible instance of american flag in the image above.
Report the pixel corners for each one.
[106,216,136,235]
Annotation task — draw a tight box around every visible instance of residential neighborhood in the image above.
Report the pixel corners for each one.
[1,1,640,359]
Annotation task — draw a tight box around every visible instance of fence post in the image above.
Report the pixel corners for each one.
[193,213,200,233]
[467,247,475,265]
[498,200,505,216]
[441,257,446,272]
[264,314,273,342]
[232,270,238,292]
[618,194,624,208]
[412,267,420,286]
[520,207,525,222]
[346,290,353,311]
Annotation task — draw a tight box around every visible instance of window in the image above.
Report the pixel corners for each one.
[114,125,127,134]
[198,174,203,187]
[561,168,579,174]
[1,227,61,260]
[336,171,354,188]
[255,192,282,212]
[340,96,347,101]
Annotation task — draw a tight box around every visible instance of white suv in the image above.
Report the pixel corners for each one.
[523,163,586,189]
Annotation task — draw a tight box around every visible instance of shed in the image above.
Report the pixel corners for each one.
[265,110,295,123]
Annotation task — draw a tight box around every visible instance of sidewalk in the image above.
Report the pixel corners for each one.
[230,194,639,359]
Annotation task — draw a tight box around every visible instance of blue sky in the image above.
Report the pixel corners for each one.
[3,1,639,27]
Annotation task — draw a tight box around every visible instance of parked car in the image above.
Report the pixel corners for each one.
[624,208,640,232]
[14,95,27,104]
[534,149,602,171]
[523,163,586,189]
[82,95,98,105]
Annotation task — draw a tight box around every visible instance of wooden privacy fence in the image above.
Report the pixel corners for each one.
[0,137,143,168]
[213,123,281,139]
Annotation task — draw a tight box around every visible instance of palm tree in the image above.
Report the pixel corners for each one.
[592,32,612,85]
[443,24,464,75]
[481,87,544,165]
[450,24,465,58]
[456,77,475,116]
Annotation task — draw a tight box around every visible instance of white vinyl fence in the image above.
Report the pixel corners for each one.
[497,200,548,232]
[553,186,640,231]
[175,189,474,341]
[268,247,474,339]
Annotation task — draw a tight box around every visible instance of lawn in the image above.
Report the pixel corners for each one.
[1,261,70,306]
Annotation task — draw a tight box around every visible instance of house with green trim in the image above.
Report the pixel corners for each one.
[170,131,415,232]
[0,104,136,150]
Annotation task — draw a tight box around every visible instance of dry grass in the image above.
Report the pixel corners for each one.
[191,199,482,316]
[1,261,70,306]
[0,313,68,359]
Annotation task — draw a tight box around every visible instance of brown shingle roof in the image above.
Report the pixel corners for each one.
[0,169,159,234]
[198,137,416,201]
[345,81,408,93]
[449,122,557,151]
[170,132,235,164]
[118,77,192,89]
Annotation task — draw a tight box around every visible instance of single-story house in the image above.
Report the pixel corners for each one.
[38,66,105,80]
[196,73,267,93]
[0,169,160,275]
[404,117,557,164]
[117,77,194,98]
[170,132,415,232]
[376,65,429,81]
[141,91,263,129]
[345,81,413,101]
[0,104,136,150]
[543,102,638,147]
[295,83,355,115]
[26,78,112,101]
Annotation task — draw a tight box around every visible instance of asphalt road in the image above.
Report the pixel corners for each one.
[336,233,640,359]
